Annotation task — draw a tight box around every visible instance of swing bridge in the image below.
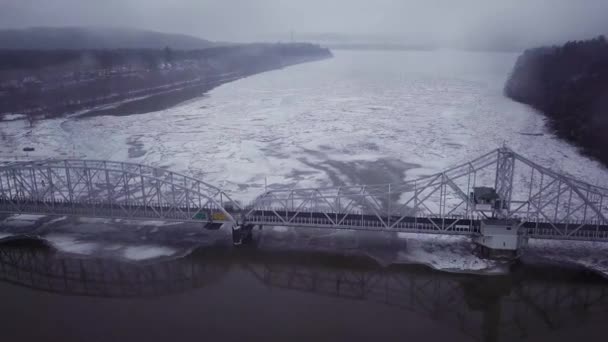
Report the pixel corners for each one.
[1,147,607,251]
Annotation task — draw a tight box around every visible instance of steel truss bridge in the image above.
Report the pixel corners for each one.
[1,147,607,243]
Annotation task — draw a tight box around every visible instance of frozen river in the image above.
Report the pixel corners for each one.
[2,51,608,341]
[2,50,608,204]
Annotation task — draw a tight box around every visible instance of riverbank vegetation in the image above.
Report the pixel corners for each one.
[505,36,608,166]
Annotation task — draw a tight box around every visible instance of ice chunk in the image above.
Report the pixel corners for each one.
[45,234,98,255]
[123,245,177,261]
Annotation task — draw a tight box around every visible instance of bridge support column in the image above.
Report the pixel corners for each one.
[473,219,528,260]
[232,224,255,246]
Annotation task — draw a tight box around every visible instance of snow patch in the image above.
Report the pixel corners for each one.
[396,233,507,273]
[45,234,98,255]
[77,217,114,224]
[1,214,45,227]
[45,216,68,225]
[10,214,45,221]
[123,245,177,261]
[103,244,124,251]
[1,113,26,121]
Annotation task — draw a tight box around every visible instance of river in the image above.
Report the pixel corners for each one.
[1,49,608,341]
[2,50,608,202]
[0,241,607,341]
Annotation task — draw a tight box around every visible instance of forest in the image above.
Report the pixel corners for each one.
[505,36,608,166]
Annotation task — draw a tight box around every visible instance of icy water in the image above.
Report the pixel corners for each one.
[2,50,608,341]
[2,50,608,203]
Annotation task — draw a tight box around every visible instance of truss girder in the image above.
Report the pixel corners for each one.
[244,149,498,233]
[0,160,237,223]
[244,148,608,241]
[1,148,607,242]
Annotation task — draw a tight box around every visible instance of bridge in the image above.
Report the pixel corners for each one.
[1,147,607,255]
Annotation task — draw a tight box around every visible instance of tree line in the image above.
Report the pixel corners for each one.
[0,43,332,119]
[0,43,331,71]
[505,36,608,165]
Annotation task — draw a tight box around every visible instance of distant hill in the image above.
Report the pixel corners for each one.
[0,27,215,50]
[0,42,332,119]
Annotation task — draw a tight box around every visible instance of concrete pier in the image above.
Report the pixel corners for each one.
[474,219,528,259]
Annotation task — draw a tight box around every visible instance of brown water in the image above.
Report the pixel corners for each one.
[0,241,607,342]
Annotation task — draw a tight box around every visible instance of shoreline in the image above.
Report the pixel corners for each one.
[1,215,606,280]
[1,46,333,121]
[6,56,330,121]
[75,55,332,119]
[0,232,606,282]
[504,37,608,168]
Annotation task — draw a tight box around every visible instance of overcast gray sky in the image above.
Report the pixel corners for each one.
[1,0,607,46]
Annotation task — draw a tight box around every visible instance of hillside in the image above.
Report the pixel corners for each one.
[505,36,608,165]
[0,27,215,50]
[0,43,333,119]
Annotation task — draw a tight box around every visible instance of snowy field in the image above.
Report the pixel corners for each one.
[1,50,608,273]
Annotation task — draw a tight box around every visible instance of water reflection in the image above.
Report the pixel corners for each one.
[244,252,608,341]
[0,241,230,298]
[0,241,606,342]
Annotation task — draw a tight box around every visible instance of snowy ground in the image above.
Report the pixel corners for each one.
[395,233,508,274]
[1,113,26,121]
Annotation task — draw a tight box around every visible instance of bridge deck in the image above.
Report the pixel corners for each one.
[0,199,228,223]
[3,198,607,242]
[246,210,608,241]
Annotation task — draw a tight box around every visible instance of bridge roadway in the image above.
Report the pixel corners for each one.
[2,198,607,241]
[245,210,608,241]
[1,146,608,244]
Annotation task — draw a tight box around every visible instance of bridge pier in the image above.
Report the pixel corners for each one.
[232,224,255,246]
[473,219,528,259]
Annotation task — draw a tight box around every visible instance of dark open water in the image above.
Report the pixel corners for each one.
[0,240,606,342]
